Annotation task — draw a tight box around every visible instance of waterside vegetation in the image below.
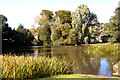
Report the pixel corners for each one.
[85,45,119,60]
[1,55,73,78]
[85,45,119,54]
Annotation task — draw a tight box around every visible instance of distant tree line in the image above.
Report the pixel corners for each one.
[1,4,120,49]
[30,4,100,45]
[1,15,34,49]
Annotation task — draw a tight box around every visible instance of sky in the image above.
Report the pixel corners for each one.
[0,0,119,29]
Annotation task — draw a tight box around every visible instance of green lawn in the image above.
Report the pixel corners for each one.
[37,74,120,80]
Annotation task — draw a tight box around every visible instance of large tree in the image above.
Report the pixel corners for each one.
[104,7,120,43]
[35,10,53,45]
[1,15,34,48]
[55,10,72,24]
[51,16,75,45]
[51,17,61,45]
[40,9,54,20]
[16,24,34,46]
[0,15,13,48]
[72,4,99,44]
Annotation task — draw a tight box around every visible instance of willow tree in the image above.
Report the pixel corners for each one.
[72,4,99,44]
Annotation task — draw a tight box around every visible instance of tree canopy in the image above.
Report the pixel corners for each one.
[2,4,119,49]
[55,10,72,24]
[104,7,120,43]
[72,4,99,44]
[40,9,54,20]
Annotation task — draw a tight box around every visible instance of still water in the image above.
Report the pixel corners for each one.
[4,45,118,77]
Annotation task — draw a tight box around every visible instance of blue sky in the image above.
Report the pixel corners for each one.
[0,0,119,29]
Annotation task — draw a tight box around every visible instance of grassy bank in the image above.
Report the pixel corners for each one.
[1,55,73,79]
[85,45,119,54]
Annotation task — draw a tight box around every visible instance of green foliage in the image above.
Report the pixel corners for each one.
[1,15,15,48]
[36,13,51,45]
[2,55,73,78]
[35,10,54,45]
[41,5,99,45]
[40,9,54,20]
[51,22,75,45]
[60,23,75,44]
[1,15,34,49]
[72,4,99,44]
[29,26,43,45]
[72,5,97,44]
[2,4,102,47]
[85,45,119,61]
[0,15,7,25]
[87,13,100,38]
[51,25,61,43]
[85,45,119,55]
[51,11,75,45]
[16,24,34,46]
[38,24,51,45]
[55,10,72,24]
[67,29,76,44]
[104,7,120,43]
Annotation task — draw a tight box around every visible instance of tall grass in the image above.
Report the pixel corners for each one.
[1,55,73,79]
[85,45,119,54]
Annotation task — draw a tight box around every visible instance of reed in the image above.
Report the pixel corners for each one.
[85,45,119,54]
[1,55,73,79]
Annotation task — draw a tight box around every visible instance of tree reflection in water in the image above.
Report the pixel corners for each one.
[27,46,117,77]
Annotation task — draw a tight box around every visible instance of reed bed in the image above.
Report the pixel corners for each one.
[85,45,119,54]
[1,55,73,79]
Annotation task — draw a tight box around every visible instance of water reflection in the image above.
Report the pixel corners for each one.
[33,46,116,77]
[49,46,100,75]
[99,58,112,77]
[4,46,117,77]
[34,48,38,57]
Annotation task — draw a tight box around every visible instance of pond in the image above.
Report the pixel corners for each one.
[3,45,118,77]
